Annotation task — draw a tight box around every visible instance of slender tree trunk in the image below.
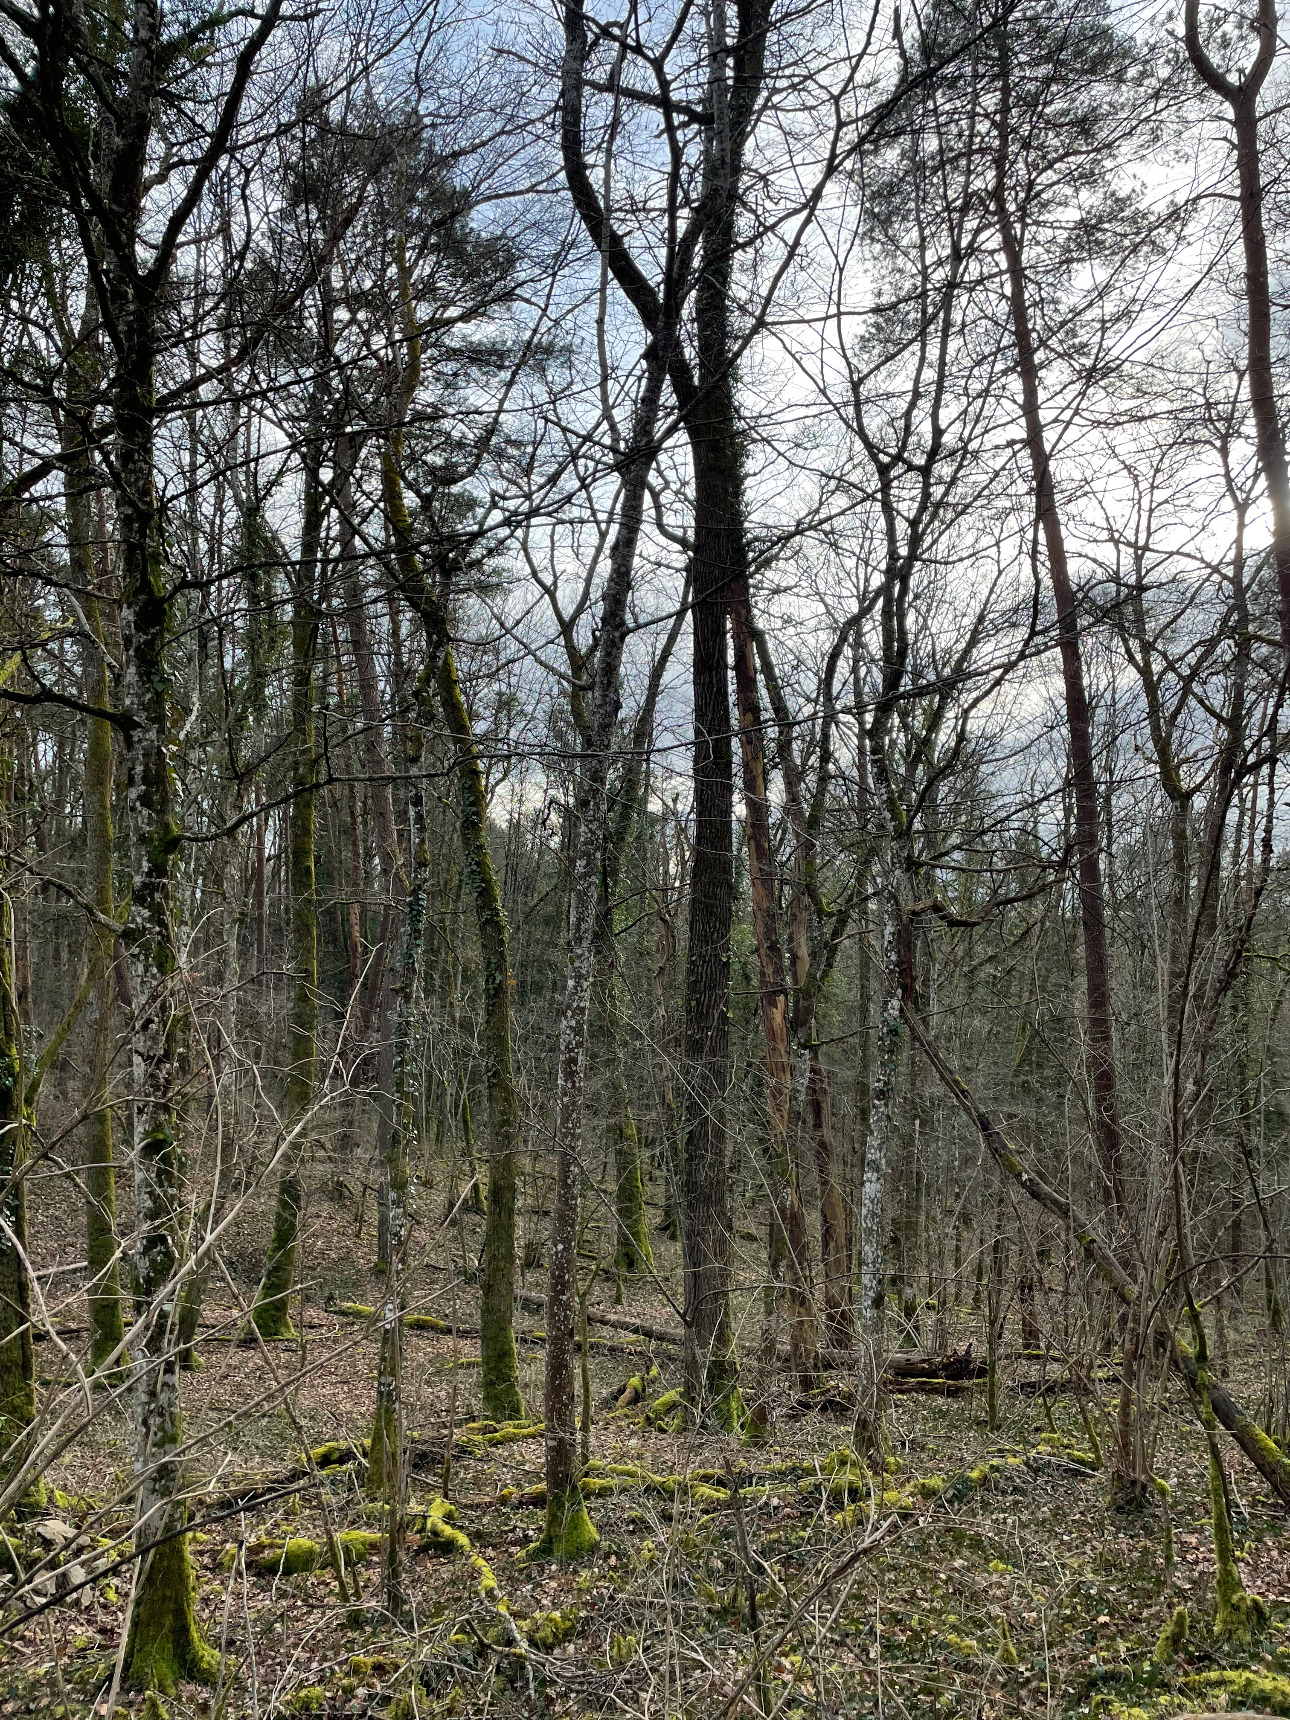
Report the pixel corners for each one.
[365,726,427,1629]
[751,615,854,1348]
[380,336,525,1418]
[251,439,321,1338]
[728,582,817,1387]
[994,43,1126,1222]
[336,427,401,1258]
[1184,0,1290,663]
[65,411,127,1375]
[858,870,905,1431]
[530,346,669,1554]
[602,972,652,1276]
[0,892,41,1508]
[115,296,215,1695]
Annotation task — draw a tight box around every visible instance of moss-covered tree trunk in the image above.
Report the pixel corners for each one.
[17,1,281,1681]
[378,243,524,1421]
[251,440,321,1339]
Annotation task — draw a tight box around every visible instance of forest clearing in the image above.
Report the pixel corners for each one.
[6,0,1290,1710]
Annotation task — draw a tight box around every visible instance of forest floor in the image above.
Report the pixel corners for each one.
[6,1175,1290,1719]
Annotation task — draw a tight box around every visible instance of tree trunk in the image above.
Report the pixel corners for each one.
[116,297,215,1695]
[858,872,905,1427]
[994,41,1126,1223]
[728,580,818,1388]
[251,434,321,1338]
[679,472,740,1425]
[381,432,525,1423]
[64,395,126,1376]
[0,893,41,1509]
[365,733,426,1625]
[1184,0,1290,662]
[528,341,668,1553]
[602,973,653,1277]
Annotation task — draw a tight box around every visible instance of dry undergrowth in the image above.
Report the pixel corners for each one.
[5,1184,1290,1719]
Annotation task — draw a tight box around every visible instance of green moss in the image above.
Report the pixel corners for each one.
[1183,1670,1290,1714]
[303,1439,366,1471]
[470,1552,500,1599]
[124,1533,219,1694]
[285,1687,326,1712]
[337,1530,382,1565]
[1151,1604,1187,1666]
[1206,1417,1267,1645]
[259,1537,321,1575]
[424,1514,472,1558]
[996,1618,1018,1667]
[347,1654,393,1678]
[529,1487,599,1562]
[943,1633,978,1657]
[465,1421,544,1448]
[644,1388,684,1430]
[333,1303,450,1334]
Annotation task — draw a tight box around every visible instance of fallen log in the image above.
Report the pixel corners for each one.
[514,1291,683,1347]
[886,1346,984,1382]
[777,1346,986,1381]
[329,1301,649,1358]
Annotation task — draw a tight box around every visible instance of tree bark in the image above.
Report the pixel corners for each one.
[0,891,41,1509]
[994,33,1126,1222]
[1184,0,1290,664]
[380,312,525,1421]
[62,377,127,1376]
[728,580,818,1387]
[251,419,321,1339]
